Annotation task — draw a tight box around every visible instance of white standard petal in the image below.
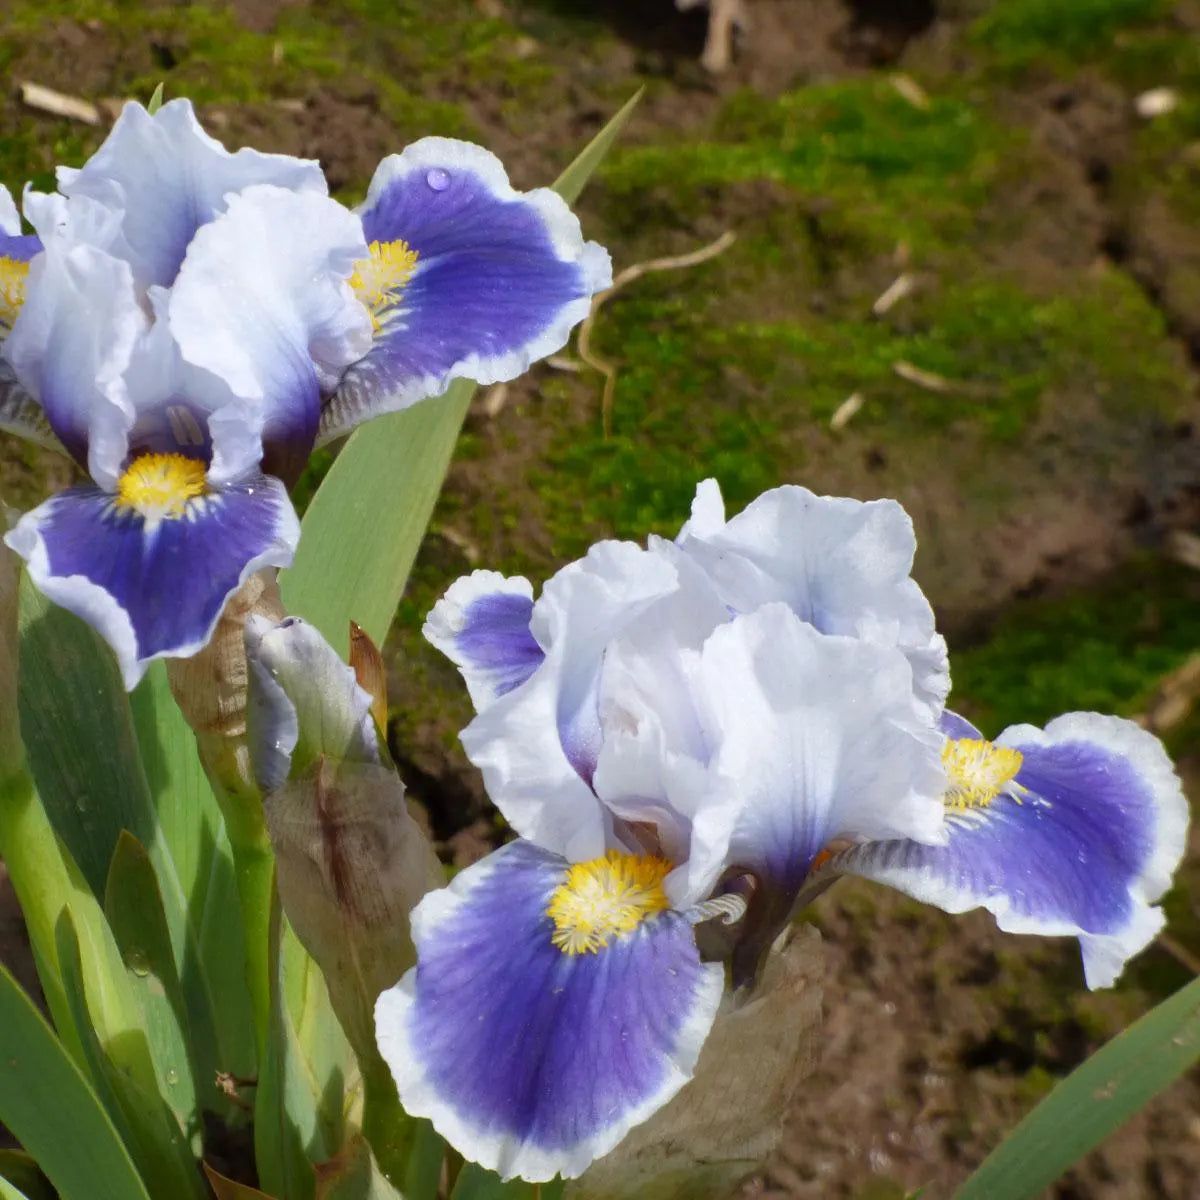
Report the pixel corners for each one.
[676,478,950,719]
[460,541,680,862]
[694,602,947,896]
[60,98,328,286]
[171,184,371,400]
[5,240,146,484]
[0,185,20,238]
[169,185,371,478]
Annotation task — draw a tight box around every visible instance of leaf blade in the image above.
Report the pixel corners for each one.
[552,89,642,206]
[955,975,1200,1200]
[0,958,153,1200]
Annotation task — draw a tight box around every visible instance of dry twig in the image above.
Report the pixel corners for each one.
[1166,530,1200,572]
[872,271,918,316]
[889,73,931,110]
[19,81,101,125]
[1143,654,1200,735]
[577,230,738,437]
[892,359,999,399]
[1157,932,1200,976]
[830,393,864,431]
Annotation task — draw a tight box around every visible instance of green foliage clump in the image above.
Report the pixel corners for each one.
[604,81,1009,251]
[950,558,1200,736]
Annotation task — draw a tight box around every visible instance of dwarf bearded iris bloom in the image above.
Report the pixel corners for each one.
[0,100,609,687]
[375,479,1188,1182]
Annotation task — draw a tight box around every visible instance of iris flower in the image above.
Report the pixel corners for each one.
[0,100,609,687]
[374,479,1187,1182]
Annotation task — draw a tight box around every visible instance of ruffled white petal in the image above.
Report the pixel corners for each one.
[692,602,947,893]
[0,186,20,238]
[169,183,371,416]
[5,240,146,482]
[58,98,327,286]
[460,541,680,862]
[675,478,950,719]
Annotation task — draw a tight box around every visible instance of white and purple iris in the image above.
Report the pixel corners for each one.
[374,479,1188,1182]
[0,99,610,688]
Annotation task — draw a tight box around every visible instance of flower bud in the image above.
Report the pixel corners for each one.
[244,614,444,1058]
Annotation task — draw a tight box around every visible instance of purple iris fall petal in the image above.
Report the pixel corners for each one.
[6,471,298,688]
[423,570,543,710]
[318,138,611,443]
[375,840,723,1182]
[830,712,1188,987]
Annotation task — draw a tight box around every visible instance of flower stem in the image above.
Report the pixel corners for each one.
[197,734,275,1070]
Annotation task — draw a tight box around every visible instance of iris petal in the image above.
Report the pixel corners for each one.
[423,570,542,711]
[375,840,723,1182]
[5,471,299,688]
[676,478,950,719]
[318,138,611,444]
[828,713,1188,988]
[57,98,326,287]
[696,603,947,897]
[459,541,680,863]
[5,240,145,476]
[169,184,371,483]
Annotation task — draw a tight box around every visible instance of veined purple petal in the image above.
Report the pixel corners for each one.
[423,570,542,711]
[318,138,610,444]
[830,713,1188,988]
[5,471,299,689]
[375,840,723,1182]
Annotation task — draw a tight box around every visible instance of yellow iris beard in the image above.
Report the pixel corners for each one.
[115,452,208,520]
[547,851,671,955]
[942,737,1024,810]
[0,256,29,328]
[349,239,420,330]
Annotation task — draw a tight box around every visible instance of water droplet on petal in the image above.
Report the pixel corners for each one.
[425,168,450,192]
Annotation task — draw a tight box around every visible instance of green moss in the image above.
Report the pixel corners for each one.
[971,0,1169,72]
[603,81,1009,252]
[949,557,1200,735]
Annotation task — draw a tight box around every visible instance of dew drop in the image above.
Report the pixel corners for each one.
[126,948,151,978]
[425,168,450,192]
[165,1068,179,1086]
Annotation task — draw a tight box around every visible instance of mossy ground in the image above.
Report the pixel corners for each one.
[2,2,1200,1196]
